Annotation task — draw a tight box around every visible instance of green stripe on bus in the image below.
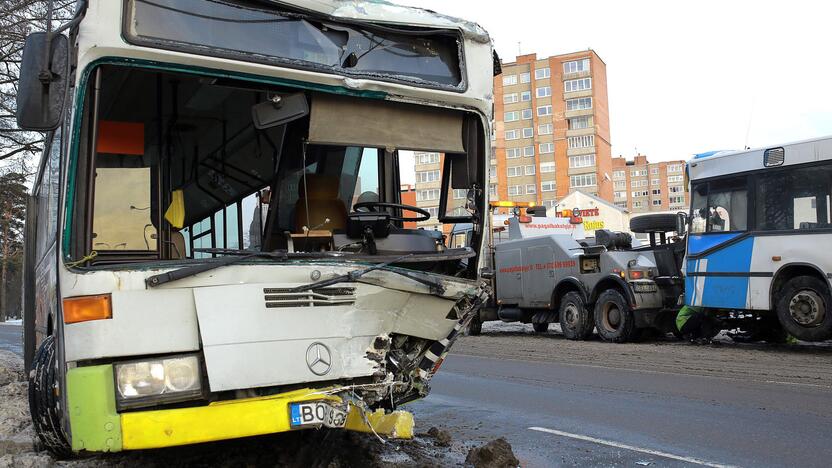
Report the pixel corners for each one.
[66,365,122,452]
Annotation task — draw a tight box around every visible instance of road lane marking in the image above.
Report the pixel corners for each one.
[528,427,735,467]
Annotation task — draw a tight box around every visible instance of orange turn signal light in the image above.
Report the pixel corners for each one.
[63,294,112,324]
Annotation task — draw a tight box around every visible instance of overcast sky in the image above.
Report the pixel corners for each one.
[399,0,832,163]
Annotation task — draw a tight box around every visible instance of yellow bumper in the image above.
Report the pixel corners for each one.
[121,388,414,450]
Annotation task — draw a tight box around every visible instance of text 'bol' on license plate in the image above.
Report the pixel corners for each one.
[290,401,348,428]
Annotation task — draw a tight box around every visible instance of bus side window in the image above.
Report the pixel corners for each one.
[757,164,832,231]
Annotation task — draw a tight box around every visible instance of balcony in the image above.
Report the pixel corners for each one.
[562,70,591,81]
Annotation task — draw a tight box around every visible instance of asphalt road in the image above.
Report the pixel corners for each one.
[0,323,22,356]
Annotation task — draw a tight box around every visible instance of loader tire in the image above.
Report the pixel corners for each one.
[594,290,637,343]
[559,292,593,340]
[29,335,71,458]
[776,276,832,342]
[630,213,678,233]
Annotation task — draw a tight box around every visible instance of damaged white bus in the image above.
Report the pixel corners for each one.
[18,0,494,456]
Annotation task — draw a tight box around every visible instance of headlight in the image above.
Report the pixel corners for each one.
[115,354,202,409]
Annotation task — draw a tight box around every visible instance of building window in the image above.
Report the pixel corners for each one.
[538,123,553,135]
[633,201,644,208]
[652,199,662,206]
[453,189,468,199]
[523,146,535,157]
[502,74,517,86]
[669,185,684,193]
[417,189,440,201]
[544,199,558,208]
[521,108,533,120]
[566,97,592,111]
[503,93,518,104]
[570,174,597,188]
[668,175,684,183]
[615,201,628,208]
[651,188,662,195]
[508,185,523,196]
[520,91,531,101]
[524,165,536,175]
[614,180,626,189]
[536,86,552,98]
[416,152,440,165]
[568,115,593,130]
[564,78,592,92]
[567,135,594,149]
[526,184,537,194]
[535,67,550,79]
[569,154,596,168]
[520,72,531,83]
[539,142,554,154]
[651,179,660,186]
[669,195,685,205]
[507,166,522,177]
[613,170,625,179]
[505,129,519,140]
[490,165,497,179]
[614,191,626,199]
[638,180,649,187]
[630,169,647,177]
[522,127,534,138]
[541,181,556,192]
[504,111,519,122]
[668,164,683,172]
[632,190,648,197]
[489,184,497,197]
[650,167,659,175]
[416,170,440,183]
[425,207,439,218]
[537,105,552,116]
[563,58,590,74]
[506,148,522,159]
[540,162,555,173]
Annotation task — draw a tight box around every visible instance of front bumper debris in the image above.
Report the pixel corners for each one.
[66,365,414,452]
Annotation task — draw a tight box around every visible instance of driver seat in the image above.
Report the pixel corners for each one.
[294,174,347,233]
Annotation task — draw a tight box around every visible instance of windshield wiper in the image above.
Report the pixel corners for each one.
[146,250,288,288]
[287,253,446,295]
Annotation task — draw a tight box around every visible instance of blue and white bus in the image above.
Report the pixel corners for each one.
[684,136,832,341]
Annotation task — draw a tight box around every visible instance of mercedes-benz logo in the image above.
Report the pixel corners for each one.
[306,342,332,376]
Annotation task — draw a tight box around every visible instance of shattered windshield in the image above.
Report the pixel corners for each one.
[124,0,464,88]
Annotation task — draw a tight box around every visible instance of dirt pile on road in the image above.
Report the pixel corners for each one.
[465,437,519,468]
[0,351,38,461]
[426,426,452,447]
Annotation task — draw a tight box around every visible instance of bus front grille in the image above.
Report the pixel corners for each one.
[263,287,356,308]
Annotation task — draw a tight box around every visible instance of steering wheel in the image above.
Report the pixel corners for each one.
[352,201,431,222]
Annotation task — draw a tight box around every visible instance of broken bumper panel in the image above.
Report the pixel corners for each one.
[67,365,413,453]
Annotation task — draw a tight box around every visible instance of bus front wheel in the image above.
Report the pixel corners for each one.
[29,335,71,457]
[776,276,832,342]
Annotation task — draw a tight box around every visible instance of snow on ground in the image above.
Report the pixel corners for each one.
[1,320,22,326]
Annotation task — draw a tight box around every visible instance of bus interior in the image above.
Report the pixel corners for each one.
[68,65,486,278]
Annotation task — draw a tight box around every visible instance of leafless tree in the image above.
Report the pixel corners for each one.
[0,0,75,173]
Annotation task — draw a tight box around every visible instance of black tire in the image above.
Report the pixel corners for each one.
[559,292,593,340]
[532,322,549,333]
[593,290,637,343]
[775,276,832,342]
[467,313,482,336]
[629,213,678,233]
[29,335,71,458]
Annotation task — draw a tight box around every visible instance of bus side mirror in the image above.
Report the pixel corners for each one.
[16,32,70,131]
[676,211,688,236]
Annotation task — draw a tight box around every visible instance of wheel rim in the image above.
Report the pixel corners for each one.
[788,290,825,326]
[602,302,622,331]
[563,303,579,328]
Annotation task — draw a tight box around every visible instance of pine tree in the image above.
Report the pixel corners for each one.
[0,170,27,321]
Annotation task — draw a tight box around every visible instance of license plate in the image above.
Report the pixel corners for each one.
[290,401,347,428]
